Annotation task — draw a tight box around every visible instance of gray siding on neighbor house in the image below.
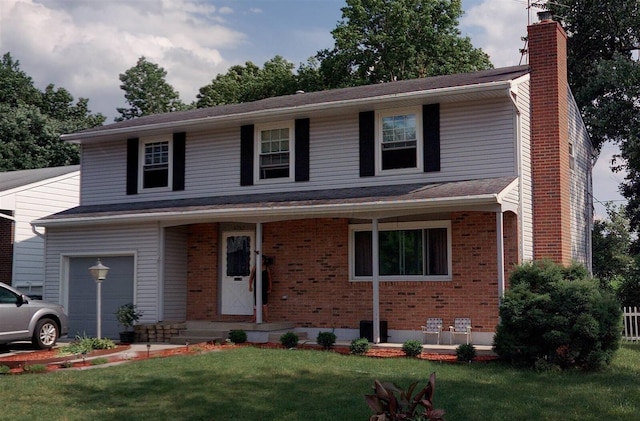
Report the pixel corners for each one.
[78,99,519,207]
[162,225,188,321]
[518,80,534,261]
[568,90,593,268]
[43,223,161,322]
[0,170,79,293]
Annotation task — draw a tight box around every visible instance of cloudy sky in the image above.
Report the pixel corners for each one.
[0,0,626,216]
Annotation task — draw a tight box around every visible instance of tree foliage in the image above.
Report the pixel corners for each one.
[592,203,635,286]
[116,56,188,121]
[197,56,298,107]
[494,260,621,371]
[0,53,105,171]
[317,0,492,88]
[546,1,640,237]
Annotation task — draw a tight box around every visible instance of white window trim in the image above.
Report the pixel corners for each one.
[138,135,173,192]
[349,220,452,282]
[254,121,295,184]
[375,107,423,175]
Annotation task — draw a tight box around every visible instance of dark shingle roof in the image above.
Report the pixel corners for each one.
[0,165,80,192]
[39,176,516,223]
[67,65,529,138]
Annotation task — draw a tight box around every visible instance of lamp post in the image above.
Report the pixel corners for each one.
[89,259,109,338]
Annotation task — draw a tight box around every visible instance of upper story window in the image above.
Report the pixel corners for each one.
[377,108,423,173]
[140,137,172,190]
[256,122,294,181]
[350,221,451,281]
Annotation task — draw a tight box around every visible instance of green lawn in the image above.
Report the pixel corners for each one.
[1,343,639,421]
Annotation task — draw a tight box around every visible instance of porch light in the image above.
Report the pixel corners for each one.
[89,259,110,338]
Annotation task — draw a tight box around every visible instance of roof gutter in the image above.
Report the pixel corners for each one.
[34,193,503,228]
[61,81,514,143]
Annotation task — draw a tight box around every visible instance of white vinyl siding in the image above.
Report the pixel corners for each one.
[0,171,79,292]
[568,90,593,268]
[518,80,534,261]
[163,226,188,321]
[78,99,518,206]
[43,223,160,322]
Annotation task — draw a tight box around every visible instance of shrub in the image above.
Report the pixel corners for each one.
[228,330,247,344]
[23,364,47,373]
[350,337,371,355]
[115,303,143,331]
[365,372,445,421]
[316,331,337,349]
[493,260,622,370]
[280,332,299,348]
[456,344,477,362]
[0,365,10,374]
[401,340,423,357]
[58,334,116,356]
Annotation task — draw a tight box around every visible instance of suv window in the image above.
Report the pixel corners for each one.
[0,286,18,304]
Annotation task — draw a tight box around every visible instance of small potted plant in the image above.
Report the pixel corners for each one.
[115,303,143,343]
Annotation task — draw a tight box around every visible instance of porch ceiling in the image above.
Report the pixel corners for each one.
[34,176,518,227]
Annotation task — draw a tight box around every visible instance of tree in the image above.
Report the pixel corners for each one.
[0,53,105,171]
[317,0,492,88]
[592,203,635,287]
[546,1,640,238]
[197,56,298,107]
[116,57,188,121]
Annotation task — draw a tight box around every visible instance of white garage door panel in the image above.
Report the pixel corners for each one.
[68,256,134,339]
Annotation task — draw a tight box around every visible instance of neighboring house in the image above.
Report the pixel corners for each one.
[35,16,592,344]
[0,165,80,297]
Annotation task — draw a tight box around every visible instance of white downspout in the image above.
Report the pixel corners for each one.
[372,218,380,343]
[256,222,263,324]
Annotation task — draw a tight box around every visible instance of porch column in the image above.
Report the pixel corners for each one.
[496,211,505,298]
[372,218,381,343]
[256,222,263,323]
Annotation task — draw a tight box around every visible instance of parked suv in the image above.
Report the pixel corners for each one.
[0,282,68,349]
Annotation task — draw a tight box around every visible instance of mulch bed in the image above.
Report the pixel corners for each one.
[0,342,496,374]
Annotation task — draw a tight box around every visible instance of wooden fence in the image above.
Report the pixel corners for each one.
[623,307,639,341]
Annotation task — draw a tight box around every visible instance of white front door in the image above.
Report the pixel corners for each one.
[221,231,255,315]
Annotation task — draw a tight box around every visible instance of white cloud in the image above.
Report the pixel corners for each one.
[0,0,245,121]
[461,0,536,67]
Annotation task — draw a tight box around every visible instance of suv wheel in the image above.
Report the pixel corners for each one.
[32,318,59,349]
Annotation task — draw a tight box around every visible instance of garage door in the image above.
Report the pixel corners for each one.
[68,256,134,339]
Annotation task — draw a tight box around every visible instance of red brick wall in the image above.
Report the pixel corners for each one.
[528,18,572,265]
[186,212,519,333]
[186,223,220,320]
[0,211,14,285]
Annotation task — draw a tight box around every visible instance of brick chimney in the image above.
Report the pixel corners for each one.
[528,12,572,265]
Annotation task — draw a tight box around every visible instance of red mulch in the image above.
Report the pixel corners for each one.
[0,342,496,374]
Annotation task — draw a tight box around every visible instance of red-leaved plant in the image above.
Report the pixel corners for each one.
[365,372,445,421]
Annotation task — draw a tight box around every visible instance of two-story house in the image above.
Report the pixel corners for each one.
[35,15,592,344]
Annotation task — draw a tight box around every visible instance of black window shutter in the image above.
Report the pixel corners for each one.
[240,125,254,186]
[359,111,375,177]
[423,104,440,172]
[295,118,310,181]
[172,132,186,191]
[126,138,139,195]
